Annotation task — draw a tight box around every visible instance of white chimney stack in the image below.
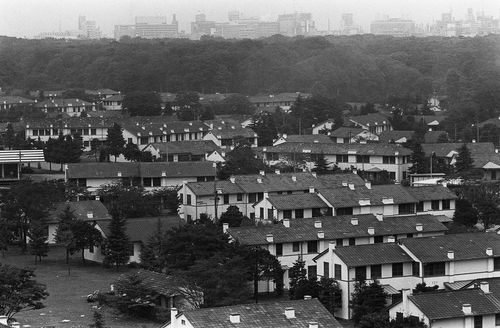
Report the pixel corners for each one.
[171,308,178,325]
[365,181,372,189]
[486,248,493,256]
[314,220,322,229]
[368,227,375,235]
[317,231,325,239]
[480,281,490,293]
[351,218,359,226]
[375,213,383,221]
[283,218,290,228]
[259,170,265,176]
[266,233,274,243]
[292,176,297,182]
[342,181,347,187]
[304,295,312,300]
[462,304,472,315]
[416,223,423,231]
[329,241,336,251]
[284,307,295,319]
[447,250,455,260]
[275,169,281,175]
[348,183,355,190]
[230,176,235,183]
[309,186,315,193]
[308,323,319,328]
[230,313,241,323]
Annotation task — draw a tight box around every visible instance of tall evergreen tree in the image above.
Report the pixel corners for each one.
[4,123,15,150]
[455,143,474,176]
[351,280,388,324]
[313,152,330,174]
[103,210,130,269]
[54,206,77,264]
[409,143,427,174]
[106,123,125,162]
[139,219,167,272]
[28,217,49,263]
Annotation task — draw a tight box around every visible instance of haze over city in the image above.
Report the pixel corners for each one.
[1,0,500,38]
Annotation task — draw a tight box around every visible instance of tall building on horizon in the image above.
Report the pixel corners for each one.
[370,17,416,37]
[114,14,179,40]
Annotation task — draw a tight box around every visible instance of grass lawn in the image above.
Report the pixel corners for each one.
[0,246,158,328]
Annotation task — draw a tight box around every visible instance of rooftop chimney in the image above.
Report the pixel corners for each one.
[314,220,322,228]
[329,241,336,251]
[283,218,290,228]
[311,172,317,178]
[365,181,372,189]
[375,213,383,221]
[266,233,274,243]
[257,178,263,184]
[284,307,295,319]
[462,304,472,315]
[87,211,94,219]
[351,218,359,226]
[348,183,355,190]
[230,176,235,183]
[162,171,166,177]
[342,181,348,187]
[222,223,229,234]
[368,227,375,235]
[170,308,178,325]
[304,295,312,300]
[447,250,455,260]
[317,231,325,239]
[292,176,297,182]
[416,223,423,231]
[480,281,490,293]
[309,186,315,193]
[229,313,241,323]
[95,195,100,201]
[0,316,7,326]
[308,323,319,328]
[117,171,122,177]
[486,248,493,256]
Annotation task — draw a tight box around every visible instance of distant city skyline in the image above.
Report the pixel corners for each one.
[1,0,500,38]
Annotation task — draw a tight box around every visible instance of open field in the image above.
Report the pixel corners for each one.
[0,246,158,328]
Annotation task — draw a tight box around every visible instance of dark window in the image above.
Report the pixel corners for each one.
[312,208,322,217]
[152,178,161,187]
[474,316,482,328]
[267,209,273,219]
[398,203,415,214]
[337,154,349,163]
[392,263,403,277]
[237,193,243,201]
[77,178,86,187]
[423,262,446,277]
[292,242,300,252]
[356,155,370,163]
[83,129,89,135]
[143,178,152,186]
[324,262,330,278]
[389,172,396,180]
[495,314,500,326]
[308,265,317,279]
[383,156,396,164]
[307,241,318,253]
[337,207,353,216]
[355,266,366,281]
[186,194,192,205]
[349,238,356,246]
[407,233,414,238]
[249,193,257,203]
[257,193,264,201]
[283,210,292,219]
[374,236,383,243]
[371,265,382,279]
[494,257,500,271]
[260,208,264,219]
[442,199,450,210]
[223,194,229,204]
[276,243,283,256]
[431,200,440,210]
[140,137,148,145]
[295,209,304,218]
[412,262,420,276]
[89,244,94,253]
[336,238,343,247]
[91,128,97,135]
[492,170,498,180]
[416,201,424,212]
[335,264,342,280]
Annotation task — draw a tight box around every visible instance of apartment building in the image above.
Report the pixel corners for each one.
[122,121,210,146]
[348,113,392,135]
[203,126,258,149]
[142,140,224,163]
[329,127,378,143]
[35,98,96,116]
[101,94,124,111]
[0,96,36,110]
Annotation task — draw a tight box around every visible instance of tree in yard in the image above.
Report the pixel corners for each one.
[122,91,162,116]
[90,138,102,162]
[0,264,48,319]
[122,142,142,162]
[476,199,500,229]
[55,206,78,264]
[89,309,107,328]
[219,205,245,227]
[175,92,202,121]
[246,246,284,302]
[250,112,277,146]
[218,141,267,179]
[103,210,130,269]
[4,123,16,149]
[350,280,388,324]
[0,216,14,256]
[71,220,103,263]
[412,282,438,294]
[140,219,169,272]
[106,123,125,162]
[313,152,330,174]
[97,183,159,218]
[153,188,181,215]
[409,143,427,174]
[28,217,49,263]
[453,198,479,227]
[455,144,474,177]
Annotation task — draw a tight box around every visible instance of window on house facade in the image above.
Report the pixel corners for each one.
[371,264,382,279]
[355,266,366,281]
[398,203,415,215]
[431,200,440,210]
[389,172,396,180]
[186,194,192,205]
[91,128,97,135]
[336,238,343,247]
[412,262,420,276]
[283,210,292,219]
[495,314,500,326]
[416,201,424,212]
[312,208,322,217]
[267,209,273,220]
[307,241,318,253]
[140,137,148,145]
[324,262,330,278]
[474,316,483,328]
[295,209,304,218]
[249,193,257,203]
[257,193,264,201]
[152,178,161,187]
[442,199,450,210]
[356,155,370,163]
[374,235,384,243]
[337,154,349,163]
[494,257,500,271]
[337,207,353,216]
[392,263,403,277]
[349,238,356,246]
[335,264,342,280]
[423,262,445,277]
[308,265,317,279]
[77,178,86,187]
[237,193,243,201]
[276,243,283,256]
[383,156,396,164]
[143,178,152,187]
[223,194,229,204]
[292,242,300,252]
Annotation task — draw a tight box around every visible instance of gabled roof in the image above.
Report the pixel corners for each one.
[24,116,115,129]
[67,162,215,179]
[207,126,257,139]
[333,242,413,267]
[329,127,365,138]
[424,131,448,143]
[401,232,500,263]
[35,98,94,108]
[47,200,111,224]
[0,95,36,104]
[186,180,244,196]
[406,185,457,201]
[86,88,119,96]
[122,121,209,137]
[378,130,415,143]
[348,113,391,127]
[277,134,334,144]
[248,93,311,104]
[99,216,184,243]
[228,214,447,245]
[182,298,341,328]
[119,270,182,296]
[263,142,412,156]
[409,289,500,320]
[103,94,124,102]
[416,115,447,125]
[266,193,328,210]
[478,117,500,128]
[421,142,496,168]
[146,140,220,156]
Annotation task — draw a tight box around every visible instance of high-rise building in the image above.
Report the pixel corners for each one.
[78,15,101,39]
[341,13,354,27]
[113,15,178,40]
[228,11,240,22]
[370,18,416,36]
[277,13,316,36]
[339,13,362,35]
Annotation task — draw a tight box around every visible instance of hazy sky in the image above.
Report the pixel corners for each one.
[1,0,499,38]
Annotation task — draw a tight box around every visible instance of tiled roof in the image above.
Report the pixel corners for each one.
[401,232,500,263]
[207,126,257,139]
[452,277,500,297]
[119,270,181,296]
[263,142,411,156]
[248,93,311,104]
[228,214,447,245]
[319,184,417,208]
[146,140,220,156]
[267,193,328,210]
[424,131,448,143]
[406,185,457,201]
[35,98,94,108]
[409,289,500,320]
[47,200,111,223]
[25,116,115,129]
[67,162,215,179]
[0,95,36,104]
[329,127,365,138]
[378,130,415,143]
[86,88,119,96]
[187,180,244,196]
[278,134,334,144]
[421,142,495,158]
[182,298,341,328]
[333,242,413,267]
[348,113,391,127]
[103,94,124,102]
[122,120,209,137]
[416,114,447,125]
[99,216,184,243]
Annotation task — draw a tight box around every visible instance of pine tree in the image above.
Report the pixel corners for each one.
[103,210,130,269]
[455,143,474,177]
[4,123,15,150]
[54,206,77,264]
[139,219,167,272]
[29,217,49,264]
[106,123,125,162]
[351,280,388,324]
[313,152,330,174]
[409,143,427,174]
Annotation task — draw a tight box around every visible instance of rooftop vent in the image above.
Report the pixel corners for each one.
[229,313,240,323]
[284,307,295,319]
